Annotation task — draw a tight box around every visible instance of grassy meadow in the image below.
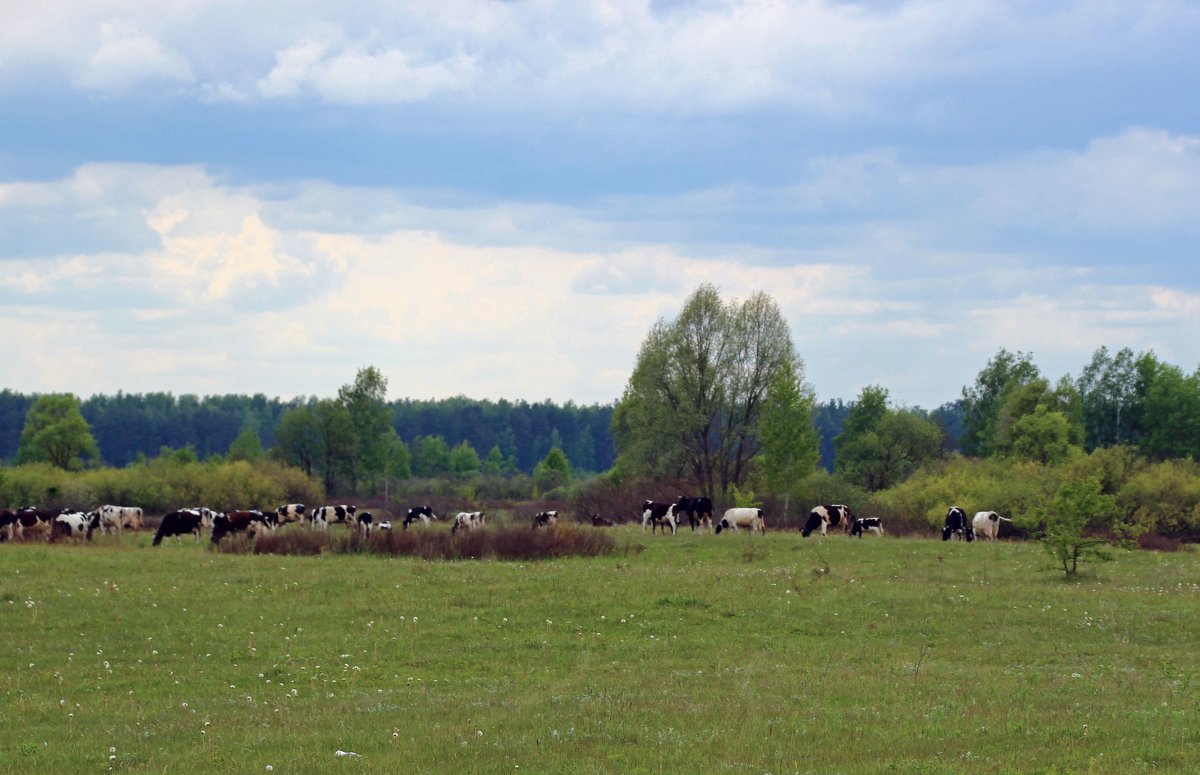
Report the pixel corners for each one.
[2,527,1198,774]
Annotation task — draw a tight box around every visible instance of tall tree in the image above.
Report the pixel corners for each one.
[758,359,820,516]
[613,284,797,499]
[1140,363,1200,460]
[16,393,100,470]
[338,366,391,490]
[271,406,325,477]
[835,387,942,491]
[960,349,1041,457]
[1076,346,1143,449]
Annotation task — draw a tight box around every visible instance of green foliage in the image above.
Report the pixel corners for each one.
[533,446,572,493]
[0,453,323,512]
[1140,362,1200,460]
[960,348,1041,457]
[1021,477,1130,576]
[1008,405,1079,465]
[448,440,482,475]
[414,435,452,477]
[834,387,943,491]
[227,424,266,463]
[614,284,798,498]
[757,359,820,511]
[1117,459,1200,536]
[16,394,99,470]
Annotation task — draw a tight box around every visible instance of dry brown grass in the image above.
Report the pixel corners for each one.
[245,524,626,560]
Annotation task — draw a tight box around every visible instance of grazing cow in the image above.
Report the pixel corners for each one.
[802,504,854,537]
[211,510,273,543]
[943,507,974,542]
[531,510,559,529]
[674,496,714,532]
[972,511,1010,541]
[13,507,60,541]
[377,521,393,531]
[451,511,485,535]
[276,504,307,526]
[356,511,375,536]
[640,500,678,535]
[152,508,215,545]
[53,511,100,542]
[403,506,438,529]
[714,507,766,534]
[310,505,356,530]
[590,514,615,527]
[849,517,884,538]
[97,505,143,535]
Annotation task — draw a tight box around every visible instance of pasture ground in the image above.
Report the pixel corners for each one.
[1,528,1198,774]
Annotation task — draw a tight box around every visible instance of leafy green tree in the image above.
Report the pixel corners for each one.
[448,440,481,475]
[613,284,797,498]
[272,406,325,477]
[757,359,819,515]
[1076,346,1144,449]
[338,366,391,489]
[1009,405,1077,465]
[414,435,452,478]
[836,401,942,492]
[960,349,1041,457]
[1023,477,1129,576]
[16,394,100,470]
[314,399,356,493]
[533,446,572,492]
[227,424,266,463]
[482,444,505,475]
[1139,363,1200,460]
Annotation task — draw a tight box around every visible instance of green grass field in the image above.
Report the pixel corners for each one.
[2,529,1198,774]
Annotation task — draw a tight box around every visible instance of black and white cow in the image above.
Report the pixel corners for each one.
[943,507,974,542]
[972,511,1011,541]
[356,511,375,536]
[53,511,100,542]
[153,508,214,545]
[451,511,485,535]
[310,505,356,530]
[714,508,766,534]
[276,503,307,526]
[849,517,884,538]
[211,510,273,543]
[640,500,678,535]
[403,506,438,529]
[801,504,854,537]
[531,510,559,529]
[674,496,714,532]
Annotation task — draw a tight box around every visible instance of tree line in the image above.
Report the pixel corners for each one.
[0,386,616,481]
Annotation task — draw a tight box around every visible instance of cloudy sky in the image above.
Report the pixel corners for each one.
[3,1,1198,409]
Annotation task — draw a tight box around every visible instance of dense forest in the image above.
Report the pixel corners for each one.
[0,389,620,474]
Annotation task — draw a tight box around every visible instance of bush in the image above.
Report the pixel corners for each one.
[250,524,624,561]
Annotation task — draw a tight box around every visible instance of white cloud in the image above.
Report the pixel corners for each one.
[71,18,194,93]
[2,137,1199,405]
[4,1,1198,114]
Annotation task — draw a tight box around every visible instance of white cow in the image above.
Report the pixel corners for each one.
[972,511,1010,541]
[276,503,307,526]
[715,508,766,534]
[451,511,485,535]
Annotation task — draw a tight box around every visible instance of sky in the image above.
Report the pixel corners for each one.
[2,1,1199,410]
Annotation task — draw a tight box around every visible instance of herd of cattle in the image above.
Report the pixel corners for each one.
[0,499,1011,545]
